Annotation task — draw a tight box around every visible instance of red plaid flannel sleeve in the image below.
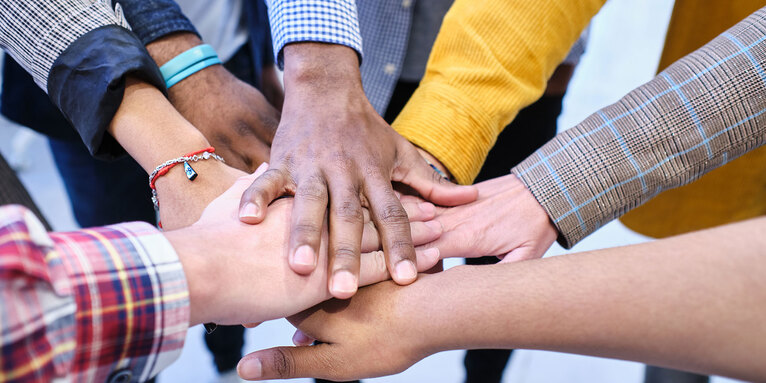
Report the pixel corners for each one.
[0,205,189,382]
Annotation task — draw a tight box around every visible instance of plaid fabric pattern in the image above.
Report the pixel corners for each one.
[266,0,363,68]
[513,7,766,248]
[0,205,189,382]
[0,0,130,90]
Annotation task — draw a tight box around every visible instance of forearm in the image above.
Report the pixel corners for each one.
[108,77,210,173]
[108,77,244,228]
[405,218,766,380]
[0,205,188,381]
[513,7,766,247]
[392,0,604,184]
[0,2,166,159]
[0,1,128,89]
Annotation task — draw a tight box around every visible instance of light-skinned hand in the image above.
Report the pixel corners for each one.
[167,164,442,327]
[414,174,558,262]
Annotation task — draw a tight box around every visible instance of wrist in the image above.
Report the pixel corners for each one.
[154,161,244,229]
[282,43,361,94]
[146,32,204,67]
[165,227,219,326]
[108,76,212,173]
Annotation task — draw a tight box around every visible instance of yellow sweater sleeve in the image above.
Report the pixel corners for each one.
[392,0,605,184]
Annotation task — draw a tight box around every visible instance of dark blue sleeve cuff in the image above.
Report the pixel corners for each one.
[47,25,167,160]
[116,0,199,45]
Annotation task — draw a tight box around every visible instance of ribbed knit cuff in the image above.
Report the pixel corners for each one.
[392,81,498,185]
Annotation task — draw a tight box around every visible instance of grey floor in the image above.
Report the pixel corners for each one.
[0,0,748,382]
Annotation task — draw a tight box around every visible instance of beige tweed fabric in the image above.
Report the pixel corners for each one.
[513,7,766,248]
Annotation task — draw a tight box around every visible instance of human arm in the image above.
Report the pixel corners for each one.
[413,7,766,262]
[0,205,189,382]
[512,7,766,248]
[392,0,605,184]
[143,32,280,172]
[0,0,166,159]
[0,171,441,381]
[238,216,766,382]
[240,1,477,298]
[0,1,241,228]
[114,0,281,172]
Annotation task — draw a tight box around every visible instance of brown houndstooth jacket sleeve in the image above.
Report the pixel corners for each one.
[513,7,766,248]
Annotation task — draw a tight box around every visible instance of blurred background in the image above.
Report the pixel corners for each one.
[0,0,750,382]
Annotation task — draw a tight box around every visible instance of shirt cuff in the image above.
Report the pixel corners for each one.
[50,221,189,381]
[47,25,166,159]
[267,0,363,69]
[392,81,499,185]
[116,0,200,45]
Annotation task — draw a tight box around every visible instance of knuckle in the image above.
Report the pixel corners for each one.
[259,168,287,187]
[294,222,322,237]
[296,177,327,201]
[271,349,294,377]
[317,351,346,380]
[330,151,354,171]
[333,200,363,223]
[388,239,414,255]
[378,204,409,225]
[371,250,388,276]
[234,119,256,137]
[332,245,359,263]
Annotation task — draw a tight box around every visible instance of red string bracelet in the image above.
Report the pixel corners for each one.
[148,146,224,212]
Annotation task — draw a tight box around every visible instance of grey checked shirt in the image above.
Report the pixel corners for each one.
[0,0,129,90]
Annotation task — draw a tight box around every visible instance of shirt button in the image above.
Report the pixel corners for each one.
[384,63,397,75]
[402,0,413,9]
[107,369,133,383]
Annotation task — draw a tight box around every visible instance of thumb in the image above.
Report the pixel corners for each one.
[237,344,342,381]
[221,162,269,199]
[397,152,478,207]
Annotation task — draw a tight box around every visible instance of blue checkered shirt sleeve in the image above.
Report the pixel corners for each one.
[265,0,363,68]
[513,7,766,248]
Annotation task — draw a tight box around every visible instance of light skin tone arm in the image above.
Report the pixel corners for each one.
[108,76,245,229]
[238,217,766,382]
[237,42,478,299]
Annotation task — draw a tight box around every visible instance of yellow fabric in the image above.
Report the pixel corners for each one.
[392,0,605,185]
[620,0,766,238]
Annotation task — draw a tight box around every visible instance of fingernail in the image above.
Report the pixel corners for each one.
[423,247,440,260]
[425,220,443,233]
[239,202,259,219]
[418,202,435,215]
[238,357,262,379]
[331,271,358,295]
[293,245,316,267]
[395,260,417,282]
[293,330,312,346]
